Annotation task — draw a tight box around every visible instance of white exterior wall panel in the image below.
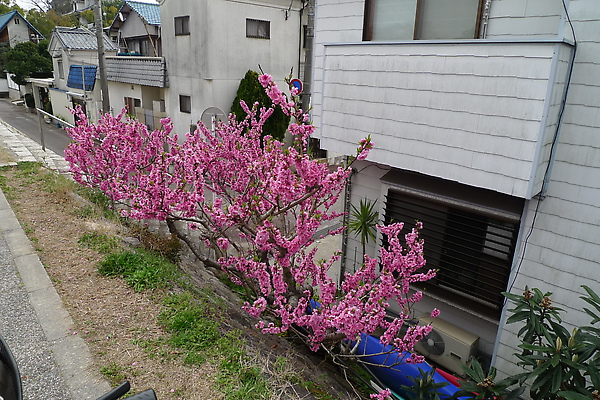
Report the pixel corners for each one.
[494,1,600,379]
[315,41,571,198]
[162,0,302,135]
[312,0,600,374]
[485,0,562,39]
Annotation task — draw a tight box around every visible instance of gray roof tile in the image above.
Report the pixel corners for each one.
[53,26,118,51]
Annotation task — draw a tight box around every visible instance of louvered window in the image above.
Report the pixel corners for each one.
[382,171,523,319]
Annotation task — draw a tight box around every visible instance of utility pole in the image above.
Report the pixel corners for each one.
[94,0,110,114]
[301,0,314,113]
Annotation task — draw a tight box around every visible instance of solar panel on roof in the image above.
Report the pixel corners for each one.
[66,65,97,91]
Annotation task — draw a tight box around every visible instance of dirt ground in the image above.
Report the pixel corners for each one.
[0,151,359,399]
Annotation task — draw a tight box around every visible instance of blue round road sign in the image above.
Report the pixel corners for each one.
[290,79,303,94]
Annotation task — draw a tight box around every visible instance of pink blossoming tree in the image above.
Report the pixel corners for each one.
[64,75,437,367]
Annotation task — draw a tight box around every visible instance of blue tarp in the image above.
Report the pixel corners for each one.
[66,65,97,91]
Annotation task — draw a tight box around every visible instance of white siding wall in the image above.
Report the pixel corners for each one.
[312,0,600,371]
[494,1,600,377]
[8,16,33,46]
[49,88,76,125]
[484,0,564,39]
[316,42,571,198]
[162,0,302,135]
[312,0,364,136]
[120,12,157,38]
[107,81,143,113]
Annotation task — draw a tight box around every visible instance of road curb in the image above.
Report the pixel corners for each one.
[0,121,111,399]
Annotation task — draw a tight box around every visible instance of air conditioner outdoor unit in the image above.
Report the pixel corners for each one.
[413,315,479,377]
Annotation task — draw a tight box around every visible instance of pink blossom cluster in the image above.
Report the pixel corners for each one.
[64,74,436,359]
[371,389,392,400]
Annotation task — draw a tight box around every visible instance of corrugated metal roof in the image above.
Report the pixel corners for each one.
[106,56,167,88]
[0,10,17,31]
[53,26,118,51]
[67,65,97,91]
[126,1,160,25]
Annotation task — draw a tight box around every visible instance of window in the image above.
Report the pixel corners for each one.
[175,16,190,36]
[124,97,141,114]
[382,170,523,319]
[363,0,484,41]
[303,25,308,48]
[246,19,270,39]
[57,60,64,80]
[179,95,191,113]
[14,18,19,24]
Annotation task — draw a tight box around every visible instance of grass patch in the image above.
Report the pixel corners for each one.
[0,162,76,203]
[217,337,271,400]
[0,171,10,195]
[158,292,222,364]
[78,232,120,254]
[100,362,128,386]
[76,186,120,220]
[97,250,178,292]
[159,292,273,399]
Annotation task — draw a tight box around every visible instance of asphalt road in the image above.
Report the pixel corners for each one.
[0,99,72,157]
[0,232,72,400]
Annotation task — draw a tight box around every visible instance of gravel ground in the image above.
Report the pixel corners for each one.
[0,232,71,400]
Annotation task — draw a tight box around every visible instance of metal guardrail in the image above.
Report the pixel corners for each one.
[35,108,75,152]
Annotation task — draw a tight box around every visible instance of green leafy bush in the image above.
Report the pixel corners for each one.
[230,70,290,142]
[97,250,177,291]
[459,286,600,400]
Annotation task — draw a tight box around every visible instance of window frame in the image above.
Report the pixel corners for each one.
[57,59,64,80]
[174,15,190,36]
[363,0,485,42]
[179,95,191,114]
[246,18,270,39]
[123,96,141,115]
[381,170,524,319]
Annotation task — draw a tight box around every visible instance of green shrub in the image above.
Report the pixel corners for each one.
[97,250,177,291]
[230,70,290,142]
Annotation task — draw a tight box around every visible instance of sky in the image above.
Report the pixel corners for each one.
[14,0,36,10]
[13,0,159,11]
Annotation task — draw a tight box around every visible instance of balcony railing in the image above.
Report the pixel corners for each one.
[106,56,167,88]
[314,39,574,199]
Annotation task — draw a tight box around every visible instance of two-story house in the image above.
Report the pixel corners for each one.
[160,0,307,134]
[311,0,599,378]
[109,0,161,56]
[47,26,118,124]
[0,10,45,98]
[105,0,166,130]
[0,10,43,47]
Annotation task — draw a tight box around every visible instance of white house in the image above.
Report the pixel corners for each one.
[47,26,118,124]
[105,1,166,130]
[0,10,45,99]
[160,0,307,134]
[311,0,600,379]
[108,0,161,56]
[0,10,43,47]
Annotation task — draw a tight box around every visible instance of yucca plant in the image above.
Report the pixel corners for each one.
[348,198,378,263]
[401,368,450,400]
